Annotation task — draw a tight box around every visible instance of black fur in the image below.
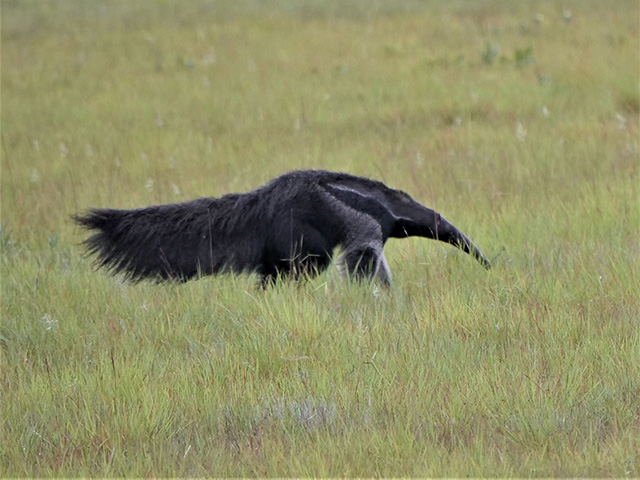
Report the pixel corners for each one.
[74,170,491,286]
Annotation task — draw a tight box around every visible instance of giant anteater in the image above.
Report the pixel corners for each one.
[74,169,491,286]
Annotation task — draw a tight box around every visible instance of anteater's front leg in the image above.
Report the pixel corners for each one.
[339,218,391,286]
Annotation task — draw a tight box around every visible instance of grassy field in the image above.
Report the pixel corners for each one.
[1,0,639,476]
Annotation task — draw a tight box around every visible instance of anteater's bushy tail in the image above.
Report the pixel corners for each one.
[74,201,216,282]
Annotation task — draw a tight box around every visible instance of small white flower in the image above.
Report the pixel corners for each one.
[201,51,216,66]
[615,113,627,130]
[516,122,526,142]
[43,314,58,331]
[30,169,40,183]
[145,178,154,192]
[541,106,550,117]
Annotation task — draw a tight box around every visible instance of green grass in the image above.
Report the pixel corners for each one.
[1,0,639,476]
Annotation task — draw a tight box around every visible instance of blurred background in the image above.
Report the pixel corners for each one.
[3,0,637,247]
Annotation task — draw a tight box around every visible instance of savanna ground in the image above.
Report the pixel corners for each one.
[1,0,639,476]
